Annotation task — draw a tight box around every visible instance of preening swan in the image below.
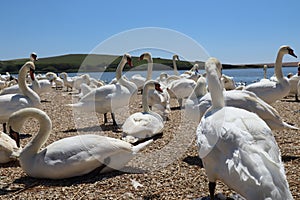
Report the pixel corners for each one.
[197,57,293,200]
[8,107,153,179]
[0,54,41,133]
[67,54,137,126]
[244,45,297,104]
[122,80,164,143]
[0,131,20,163]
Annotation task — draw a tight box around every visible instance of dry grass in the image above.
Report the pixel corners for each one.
[0,89,299,199]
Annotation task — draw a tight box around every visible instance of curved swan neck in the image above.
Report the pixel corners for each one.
[146,57,153,81]
[274,50,285,80]
[206,59,224,109]
[116,57,127,80]
[19,62,40,103]
[18,109,52,157]
[173,56,179,76]
[194,78,207,98]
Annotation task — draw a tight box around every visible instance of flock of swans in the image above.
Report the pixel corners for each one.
[0,45,299,199]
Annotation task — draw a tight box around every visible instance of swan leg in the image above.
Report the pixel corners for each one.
[111,113,117,126]
[3,123,7,133]
[295,94,299,102]
[103,113,108,124]
[209,182,216,200]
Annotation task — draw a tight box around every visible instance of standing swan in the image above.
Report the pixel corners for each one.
[0,53,41,133]
[8,107,153,179]
[244,45,297,104]
[122,80,164,143]
[67,54,137,126]
[197,57,293,200]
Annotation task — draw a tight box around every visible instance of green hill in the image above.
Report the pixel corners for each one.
[0,54,196,74]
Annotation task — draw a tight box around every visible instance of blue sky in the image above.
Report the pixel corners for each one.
[1,0,299,64]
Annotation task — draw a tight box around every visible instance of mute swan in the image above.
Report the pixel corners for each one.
[122,80,164,143]
[73,74,91,92]
[287,63,300,101]
[139,53,171,119]
[0,54,41,133]
[59,72,74,91]
[244,45,297,104]
[46,72,64,90]
[67,54,137,126]
[0,131,20,163]
[130,53,153,92]
[197,57,293,200]
[172,54,180,76]
[8,107,152,179]
[187,61,298,130]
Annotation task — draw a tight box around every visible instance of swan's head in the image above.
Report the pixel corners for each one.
[139,52,152,62]
[279,45,297,58]
[30,52,38,62]
[123,53,133,67]
[144,80,163,93]
[205,57,222,78]
[173,54,179,61]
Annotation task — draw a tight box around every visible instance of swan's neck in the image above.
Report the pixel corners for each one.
[19,62,40,103]
[173,58,179,76]
[146,58,153,81]
[116,59,127,80]
[207,68,224,109]
[116,58,137,94]
[274,51,284,80]
[20,110,52,158]
[142,85,151,113]
[194,80,207,98]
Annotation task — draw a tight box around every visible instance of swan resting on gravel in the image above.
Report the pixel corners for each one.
[8,107,153,179]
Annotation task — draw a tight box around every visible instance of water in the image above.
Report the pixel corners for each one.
[68,66,299,85]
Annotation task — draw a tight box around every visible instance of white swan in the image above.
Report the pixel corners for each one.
[172,54,180,76]
[0,131,20,163]
[130,53,153,92]
[7,107,152,179]
[122,80,164,143]
[139,53,171,119]
[46,72,64,90]
[0,55,41,133]
[67,53,137,126]
[287,63,300,101]
[186,61,298,130]
[244,45,297,104]
[59,72,74,91]
[197,57,293,200]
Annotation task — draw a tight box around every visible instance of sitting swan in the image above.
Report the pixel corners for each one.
[244,45,297,104]
[197,57,293,200]
[8,107,153,179]
[0,53,41,133]
[0,131,20,163]
[122,80,164,143]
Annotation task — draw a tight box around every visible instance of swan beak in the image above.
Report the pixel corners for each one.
[9,126,20,148]
[127,59,133,67]
[139,54,144,61]
[288,49,297,58]
[30,68,35,81]
[155,83,163,93]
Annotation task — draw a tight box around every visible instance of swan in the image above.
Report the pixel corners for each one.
[122,80,164,143]
[73,74,91,92]
[67,53,137,126]
[186,60,298,130]
[139,53,171,119]
[287,63,300,101]
[0,131,20,163]
[46,72,64,90]
[0,54,41,133]
[7,107,153,179]
[197,57,293,200]
[244,45,297,104]
[172,54,180,76]
[0,78,52,96]
[130,53,153,92]
[59,72,74,91]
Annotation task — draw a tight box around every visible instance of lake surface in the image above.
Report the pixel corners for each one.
[68,66,298,85]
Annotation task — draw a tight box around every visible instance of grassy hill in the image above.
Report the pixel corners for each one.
[0,54,298,74]
[0,54,196,74]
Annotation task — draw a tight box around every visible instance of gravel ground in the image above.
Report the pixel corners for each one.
[0,88,299,199]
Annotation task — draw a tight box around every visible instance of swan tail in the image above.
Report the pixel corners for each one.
[132,139,153,154]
